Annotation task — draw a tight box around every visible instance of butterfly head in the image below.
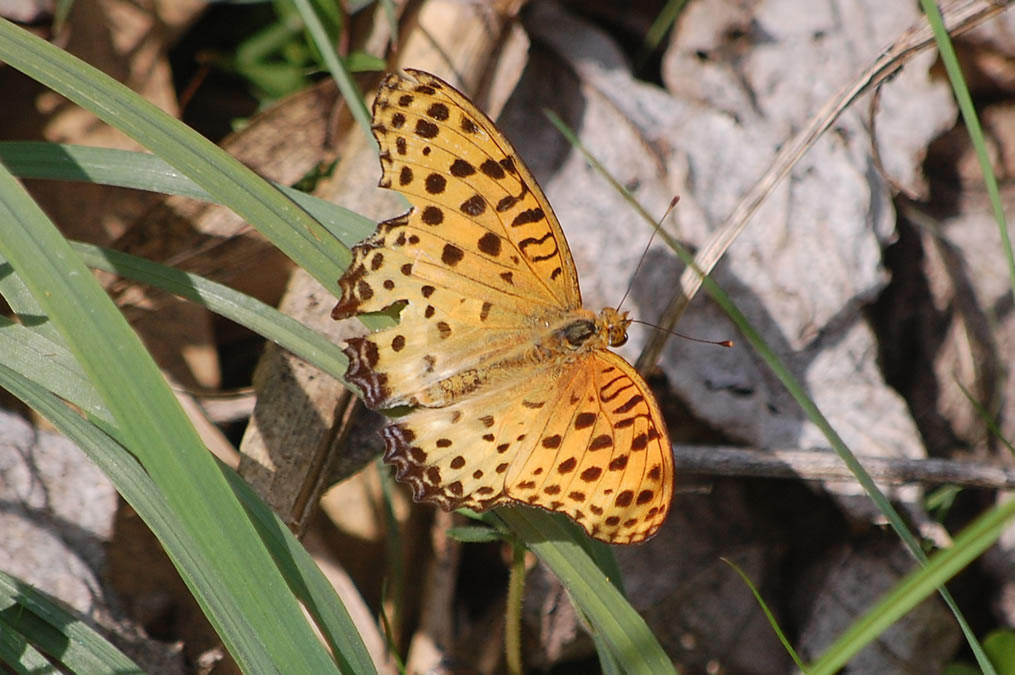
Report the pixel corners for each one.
[599,307,632,347]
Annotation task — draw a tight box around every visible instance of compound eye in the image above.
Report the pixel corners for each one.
[610,326,628,346]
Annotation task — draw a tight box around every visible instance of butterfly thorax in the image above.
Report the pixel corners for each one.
[543,306,631,355]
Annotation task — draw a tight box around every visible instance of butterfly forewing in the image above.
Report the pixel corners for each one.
[371,69,582,308]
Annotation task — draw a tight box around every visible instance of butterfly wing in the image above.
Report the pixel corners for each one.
[377,68,582,307]
[334,69,583,409]
[505,350,672,543]
[381,349,673,544]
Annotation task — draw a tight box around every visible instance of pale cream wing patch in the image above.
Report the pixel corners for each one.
[379,371,566,512]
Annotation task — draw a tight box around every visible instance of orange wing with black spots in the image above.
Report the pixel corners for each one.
[505,351,672,543]
[376,347,672,544]
[333,70,673,544]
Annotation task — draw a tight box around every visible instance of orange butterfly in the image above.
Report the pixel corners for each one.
[333,69,672,544]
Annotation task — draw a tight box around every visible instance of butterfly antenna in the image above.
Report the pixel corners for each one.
[629,319,733,348]
[617,196,680,312]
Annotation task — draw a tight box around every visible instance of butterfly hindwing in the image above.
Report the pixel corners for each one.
[505,351,673,544]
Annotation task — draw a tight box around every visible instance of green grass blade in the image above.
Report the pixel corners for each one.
[723,558,806,671]
[803,4,1001,671]
[700,227,989,674]
[0,141,212,198]
[0,358,376,674]
[637,0,689,70]
[291,0,374,141]
[0,159,337,672]
[918,0,1015,302]
[0,141,374,262]
[225,471,380,675]
[808,495,1015,674]
[0,622,52,675]
[4,233,356,438]
[0,251,63,343]
[0,139,394,334]
[0,572,141,674]
[0,19,347,294]
[497,508,677,675]
[957,380,1015,457]
[0,314,108,421]
[69,242,348,381]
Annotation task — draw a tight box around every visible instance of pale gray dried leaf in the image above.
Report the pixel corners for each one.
[960,3,1015,57]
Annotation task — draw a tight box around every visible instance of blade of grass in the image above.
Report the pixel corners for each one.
[291,0,374,140]
[682,207,992,674]
[0,140,393,336]
[1,247,377,673]
[4,237,351,423]
[377,0,399,51]
[376,458,406,663]
[0,360,378,675]
[722,558,806,672]
[0,141,375,255]
[917,0,1015,300]
[957,381,1015,456]
[0,257,376,671]
[637,0,689,71]
[496,508,677,675]
[0,19,347,293]
[505,542,526,675]
[0,572,141,674]
[807,493,1015,674]
[0,252,63,343]
[915,20,1015,665]
[472,505,625,594]
[815,3,1010,670]
[223,469,380,674]
[69,242,348,381]
[0,160,337,671]
[0,314,108,421]
[0,622,53,675]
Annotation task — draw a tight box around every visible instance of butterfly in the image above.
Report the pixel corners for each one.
[332,69,672,544]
